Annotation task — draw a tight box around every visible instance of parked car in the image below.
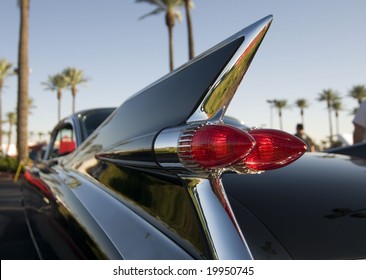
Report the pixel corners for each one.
[41,107,116,159]
[19,15,366,260]
[326,141,366,159]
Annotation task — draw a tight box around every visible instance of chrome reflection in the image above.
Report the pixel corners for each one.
[154,125,185,169]
[188,15,273,122]
[183,176,253,259]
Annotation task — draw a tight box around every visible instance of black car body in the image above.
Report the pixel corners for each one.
[326,141,366,159]
[19,15,366,260]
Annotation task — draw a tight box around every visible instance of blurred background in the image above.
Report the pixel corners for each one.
[1,0,366,158]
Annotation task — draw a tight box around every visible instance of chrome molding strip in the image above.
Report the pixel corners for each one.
[154,126,185,169]
[183,176,253,260]
[154,123,206,171]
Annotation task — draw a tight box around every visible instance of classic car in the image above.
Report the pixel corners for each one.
[326,141,366,159]
[20,15,366,260]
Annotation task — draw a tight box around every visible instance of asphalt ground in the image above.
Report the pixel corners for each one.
[0,175,39,259]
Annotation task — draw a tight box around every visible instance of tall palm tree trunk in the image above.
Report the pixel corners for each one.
[335,111,340,135]
[279,110,283,130]
[0,82,3,152]
[17,0,30,162]
[6,128,13,156]
[5,132,11,156]
[165,10,175,71]
[184,0,194,59]
[72,87,76,113]
[57,89,61,121]
[327,103,333,146]
[300,109,305,126]
[166,22,174,71]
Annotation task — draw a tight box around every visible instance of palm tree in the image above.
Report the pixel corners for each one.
[136,0,184,71]
[28,96,36,115]
[331,99,344,136]
[274,99,288,130]
[63,67,89,114]
[317,89,339,146]
[5,112,16,156]
[183,0,195,59]
[17,0,30,162]
[266,99,276,128]
[348,84,366,105]
[294,98,309,126]
[29,131,34,142]
[42,73,68,121]
[0,59,14,153]
[37,131,44,141]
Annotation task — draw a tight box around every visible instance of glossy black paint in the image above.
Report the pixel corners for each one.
[21,162,198,259]
[17,15,366,260]
[20,29,249,260]
[66,38,243,163]
[326,142,366,159]
[86,163,210,259]
[21,164,120,259]
[223,153,366,259]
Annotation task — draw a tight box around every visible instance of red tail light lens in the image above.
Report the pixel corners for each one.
[244,129,306,171]
[180,124,256,169]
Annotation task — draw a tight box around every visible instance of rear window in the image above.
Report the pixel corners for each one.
[81,108,115,139]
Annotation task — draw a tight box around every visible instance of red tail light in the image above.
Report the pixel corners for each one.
[243,128,307,171]
[179,124,256,169]
[155,124,306,174]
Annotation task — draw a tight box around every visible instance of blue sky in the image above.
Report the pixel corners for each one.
[1,0,366,146]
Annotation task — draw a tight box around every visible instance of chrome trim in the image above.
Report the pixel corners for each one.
[183,176,253,260]
[66,170,194,259]
[154,123,206,171]
[154,122,227,172]
[95,132,159,168]
[187,15,273,123]
[154,126,184,169]
[177,126,202,170]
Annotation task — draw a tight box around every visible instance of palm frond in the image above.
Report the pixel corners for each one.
[138,7,165,19]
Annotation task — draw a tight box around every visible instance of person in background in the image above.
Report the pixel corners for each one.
[294,123,315,152]
[353,99,366,144]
